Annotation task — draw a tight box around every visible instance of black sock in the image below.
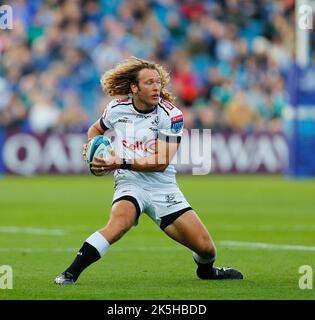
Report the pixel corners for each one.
[194,258,215,279]
[64,242,101,282]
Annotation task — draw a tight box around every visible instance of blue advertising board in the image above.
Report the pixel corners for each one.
[285,64,315,177]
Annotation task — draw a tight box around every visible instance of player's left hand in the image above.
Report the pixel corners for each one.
[90,149,121,174]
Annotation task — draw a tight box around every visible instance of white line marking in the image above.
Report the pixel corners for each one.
[0,224,314,236]
[0,248,75,253]
[0,247,181,253]
[0,226,65,236]
[1,241,315,253]
[213,224,315,231]
[218,241,315,251]
[55,224,315,232]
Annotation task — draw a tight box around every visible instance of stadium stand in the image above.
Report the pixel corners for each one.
[0,0,294,134]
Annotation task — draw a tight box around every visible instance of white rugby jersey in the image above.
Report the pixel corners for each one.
[99,96,184,186]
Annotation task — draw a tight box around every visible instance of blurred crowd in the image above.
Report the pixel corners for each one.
[0,0,295,134]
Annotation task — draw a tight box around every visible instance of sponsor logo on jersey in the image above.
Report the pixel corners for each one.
[118,117,133,124]
[151,116,159,126]
[136,114,151,119]
[161,99,175,110]
[171,114,184,133]
[122,139,156,154]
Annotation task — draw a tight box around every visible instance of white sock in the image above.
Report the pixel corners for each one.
[85,231,110,257]
[193,252,216,264]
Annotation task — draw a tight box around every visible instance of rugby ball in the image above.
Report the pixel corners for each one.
[86,135,113,175]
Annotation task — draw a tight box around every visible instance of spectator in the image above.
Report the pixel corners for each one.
[28,92,61,134]
[58,91,89,132]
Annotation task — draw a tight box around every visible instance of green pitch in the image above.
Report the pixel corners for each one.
[0,175,314,300]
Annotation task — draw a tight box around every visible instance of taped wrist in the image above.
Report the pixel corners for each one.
[120,158,132,170]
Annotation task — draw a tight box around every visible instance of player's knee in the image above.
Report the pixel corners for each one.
[197,241,217,260]
[111,206,137,229]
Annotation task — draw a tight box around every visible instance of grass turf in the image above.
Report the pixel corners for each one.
[0,175,314,300]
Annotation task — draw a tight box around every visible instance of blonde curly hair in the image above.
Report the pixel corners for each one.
[100,56,175,103]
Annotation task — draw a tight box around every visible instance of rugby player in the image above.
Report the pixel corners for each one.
[54,57,243,284]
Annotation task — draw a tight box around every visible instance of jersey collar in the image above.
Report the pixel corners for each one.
[132,98,157,114]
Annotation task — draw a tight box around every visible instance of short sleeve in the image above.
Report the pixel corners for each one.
[158,111,184,143]
[100,104,113,131]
